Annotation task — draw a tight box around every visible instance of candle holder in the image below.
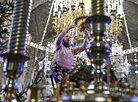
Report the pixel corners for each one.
[26,86,44,102]
[84,0,132,101]
[1,0,32,100]
[85,0,111,95]
[74,16,89,32]
[47,83,60,102]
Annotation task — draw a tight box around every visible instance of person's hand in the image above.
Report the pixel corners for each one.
[57,75,63,81]
[69,24,75,29]
[84,30,89,37]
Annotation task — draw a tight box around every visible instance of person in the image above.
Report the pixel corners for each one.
[51,24,88,83]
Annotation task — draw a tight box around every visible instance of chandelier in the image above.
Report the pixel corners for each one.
[52,0,124,43]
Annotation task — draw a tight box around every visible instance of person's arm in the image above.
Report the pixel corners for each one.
[73,30,88,55]
[56,24,75,50]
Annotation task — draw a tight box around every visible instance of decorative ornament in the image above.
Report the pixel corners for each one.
[134,51,138,73]
[122,56,131,75]
[4,28,8,32]
[1,18,5,22]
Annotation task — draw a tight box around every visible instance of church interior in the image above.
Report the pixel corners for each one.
[0,0,138,101]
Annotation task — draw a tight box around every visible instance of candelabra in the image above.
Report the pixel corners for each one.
[105,0,124,42]
[1,0,32,101]
[84,0,112,100]
[26,86,45,102]
[83,0,131,101]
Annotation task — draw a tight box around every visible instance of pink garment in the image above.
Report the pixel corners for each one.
[51,31,87,72]
[52,44,80,71]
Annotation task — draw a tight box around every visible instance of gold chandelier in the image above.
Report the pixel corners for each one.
[52,0,124,43]
[106,0,124,41]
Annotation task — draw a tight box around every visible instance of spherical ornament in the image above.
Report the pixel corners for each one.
[35,57,38,60]
[79,57,82,61]
[1,18,5,22]
[135,65,137,67]
[121,54,123,56]
[4,28,8,32]
[135,67,137,70]
[113,68,116,70]
[134,53,136,56]
[70,43,73,46]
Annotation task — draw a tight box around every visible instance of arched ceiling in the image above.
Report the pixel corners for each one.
[29,0,56,46]
[118,0,138,49]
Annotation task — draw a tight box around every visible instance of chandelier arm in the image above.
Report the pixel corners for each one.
[122,9,132,50]
[40,0,55,46]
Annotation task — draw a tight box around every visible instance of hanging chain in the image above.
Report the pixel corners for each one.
[40,0,55,46]
[122,9,132,49]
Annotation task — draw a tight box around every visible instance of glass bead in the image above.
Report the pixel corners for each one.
[121,74,125,77]
[106,39,109,42]
[134,59,137,62]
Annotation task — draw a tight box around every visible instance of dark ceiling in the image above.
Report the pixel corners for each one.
[118,0,138,49]
[29,0,56,46]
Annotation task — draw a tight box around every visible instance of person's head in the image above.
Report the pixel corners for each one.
[64,33,71,43]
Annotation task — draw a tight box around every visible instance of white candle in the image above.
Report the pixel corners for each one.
[69,4,71,11]
[53,3,56,16]
[76,0,79,7]
[71,0,72,5]
[117,0,119,14]
[119,0,123,17]
[55,0,58,11]
[108,0,110,13]
[114,0,116,10]
[112,0,114,10]
[120,7,123,18]
[60,2,63,10]
[58,11,61,18]
[72,0,74,5]
[65,0,67,7]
